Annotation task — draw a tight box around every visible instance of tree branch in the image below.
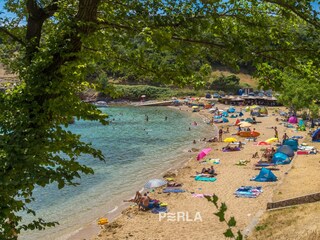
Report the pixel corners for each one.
[171,36,226,48]
[0,27,25,45]
[265,0,320,29]
[43,0,59,18]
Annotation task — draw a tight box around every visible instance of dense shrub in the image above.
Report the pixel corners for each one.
[113,85,205,100]
[209,74,241,94]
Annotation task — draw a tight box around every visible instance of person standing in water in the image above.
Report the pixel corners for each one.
[145,115,149,121]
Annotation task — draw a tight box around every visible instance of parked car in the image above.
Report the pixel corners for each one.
[205,93,212,99]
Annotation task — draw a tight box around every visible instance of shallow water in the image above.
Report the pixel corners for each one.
[20,106,212,240]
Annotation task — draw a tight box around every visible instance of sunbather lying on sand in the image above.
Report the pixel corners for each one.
[167,182,183,187]
[196,166,216,176]
[222,144,239,151]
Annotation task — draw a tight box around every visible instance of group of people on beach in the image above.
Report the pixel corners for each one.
[198,166,215,176]
[124,191,157,210]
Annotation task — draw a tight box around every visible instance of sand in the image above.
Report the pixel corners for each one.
[91,104,319,240]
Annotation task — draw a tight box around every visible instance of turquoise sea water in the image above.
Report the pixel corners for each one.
[20,106,212,240]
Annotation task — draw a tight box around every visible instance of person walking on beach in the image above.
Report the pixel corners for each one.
[219,128,223,142]
[282,132,288,143]
[274,126,278,139]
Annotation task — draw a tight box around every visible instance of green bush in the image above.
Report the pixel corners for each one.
[113,85,206,100]
[209,74,241,94]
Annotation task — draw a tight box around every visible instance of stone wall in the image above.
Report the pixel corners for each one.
[267,192,320,210]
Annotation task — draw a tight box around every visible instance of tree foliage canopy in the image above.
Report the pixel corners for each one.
[0,0,319,238]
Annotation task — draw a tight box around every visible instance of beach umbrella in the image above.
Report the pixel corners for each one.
[277,145,294,157]
[265,137,278,143]
[223,137,238,143]
[239,122,252,127]
[144,179,167,189]
[197,148,212,160]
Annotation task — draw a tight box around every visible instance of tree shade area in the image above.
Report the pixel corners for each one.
[0,1,319,238]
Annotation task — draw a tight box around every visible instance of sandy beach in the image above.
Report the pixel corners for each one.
[90,103,319,240]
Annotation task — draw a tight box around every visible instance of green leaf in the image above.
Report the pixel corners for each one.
[223,228,235,238]
[236,230,243,240]
[227,217,237,227]
[214,210,225,222]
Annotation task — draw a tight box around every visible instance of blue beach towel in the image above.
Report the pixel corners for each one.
[234,186,263,198]
[151,207,168,214]
[194,176,217,182]
[163,188,186,193]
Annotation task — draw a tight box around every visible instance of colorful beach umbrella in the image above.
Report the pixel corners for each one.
[144,179,167,189]
[223,137,238,143]
[197,148,212,161]
[265,137,278,143]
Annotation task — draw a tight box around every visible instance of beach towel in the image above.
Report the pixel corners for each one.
[297,150,309,155]
[235,160,250,166]
[255,162,276,167]
[234,186,263,198]
[222,147,240,152]
[206,158,220,164]
[166,178,175,181]
[151,207,168,214]
[163,188,185,193]
[195,176,217,182]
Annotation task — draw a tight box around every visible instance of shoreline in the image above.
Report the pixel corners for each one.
[65,104,212,240]
[92,104,313,240]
